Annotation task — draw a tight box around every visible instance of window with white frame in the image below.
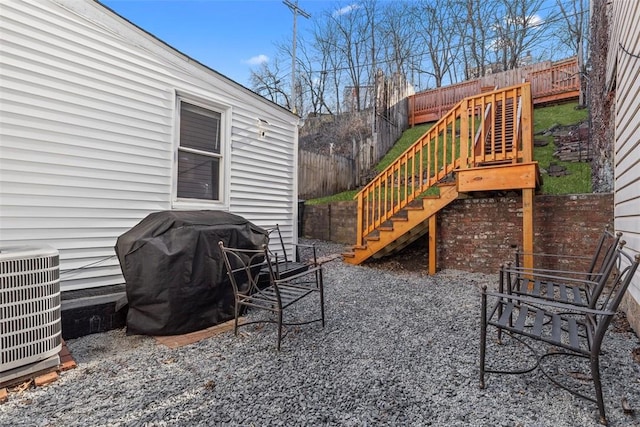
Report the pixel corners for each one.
[177,100,223,202]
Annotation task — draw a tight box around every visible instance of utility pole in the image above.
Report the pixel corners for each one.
[284,0,310,115]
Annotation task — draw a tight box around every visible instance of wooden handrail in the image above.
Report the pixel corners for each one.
[354,83,533,246]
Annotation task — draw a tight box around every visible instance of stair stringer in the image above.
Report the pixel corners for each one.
[344,184,459,265]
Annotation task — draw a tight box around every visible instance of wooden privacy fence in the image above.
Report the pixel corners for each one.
[298,72,415,200]
[298,150,356,200]
[374,71,413,160]
[409,57,580,125]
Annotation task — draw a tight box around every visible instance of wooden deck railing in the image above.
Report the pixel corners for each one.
[529,58,580,103]
[409,80,481,126]
[409,57,579,125]
[355,83,533,246]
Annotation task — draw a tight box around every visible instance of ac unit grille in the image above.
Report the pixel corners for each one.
[0,246,62,375]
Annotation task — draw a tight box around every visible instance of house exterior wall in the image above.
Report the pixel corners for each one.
[608,0,640,332]
[0,0,299,292]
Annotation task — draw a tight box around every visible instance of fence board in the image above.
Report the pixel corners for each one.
[298,150,355,200]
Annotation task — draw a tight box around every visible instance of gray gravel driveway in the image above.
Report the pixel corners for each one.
[1,239,639,426]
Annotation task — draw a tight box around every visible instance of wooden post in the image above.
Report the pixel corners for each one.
[520,83,533,163]
[522,188,534,271]
[409,95,415,127]
[521,83,534,271]
[356,192,363,247]
[459,100,469,169]
[429,214,437,275]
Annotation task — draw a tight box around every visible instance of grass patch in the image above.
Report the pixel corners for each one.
[533,101,591,194]
[534,103,588,132]
[306,101,592,204]
[375,123,433,172]
[305,190,359,205]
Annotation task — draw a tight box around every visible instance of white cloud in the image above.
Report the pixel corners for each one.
[529,14,544,27]
[245,54,269,66]
[333,4,360,17]
[504,14,544,27]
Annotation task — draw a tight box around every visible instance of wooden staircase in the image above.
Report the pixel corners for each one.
[343,83,539,271]
[344,183,459,264]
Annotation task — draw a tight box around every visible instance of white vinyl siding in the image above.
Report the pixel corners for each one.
[611,0,640,303]
[0,0,298,292]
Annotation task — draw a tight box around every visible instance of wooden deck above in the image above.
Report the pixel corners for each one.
[409,57,580,126]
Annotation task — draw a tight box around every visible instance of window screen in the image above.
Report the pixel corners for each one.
[177,101,222,201]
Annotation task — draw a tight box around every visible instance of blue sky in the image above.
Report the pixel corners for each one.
[100,0,330,87]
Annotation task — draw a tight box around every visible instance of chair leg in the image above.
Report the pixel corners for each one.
[480,286,487,389]
[276,309,283,351]
[318,269,325,327]
[234,301,240,336]
[591,353,607,425]
[497,268,504,343]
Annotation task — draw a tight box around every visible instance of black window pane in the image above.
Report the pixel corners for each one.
[177,151,220,200]
[180,102,221,154]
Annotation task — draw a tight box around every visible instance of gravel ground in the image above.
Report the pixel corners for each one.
[2,239,640,427]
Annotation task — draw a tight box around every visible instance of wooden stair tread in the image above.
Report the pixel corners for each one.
[345,183,459,265]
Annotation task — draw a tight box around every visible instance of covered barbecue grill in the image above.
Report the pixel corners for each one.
[115,210,268,336]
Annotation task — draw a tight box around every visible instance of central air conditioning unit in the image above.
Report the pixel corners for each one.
[1,246,62,385]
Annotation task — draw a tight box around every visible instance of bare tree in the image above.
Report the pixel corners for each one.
[377,2,416,77]
[588,0,613,192]
[456,0,498,78]
[249,58,290,109]
[311,15,347,114]
[411,0,460,87]
[492,0,549,71]
[296,34,334,115]
[327,2,375,111]
[556,0,589,105]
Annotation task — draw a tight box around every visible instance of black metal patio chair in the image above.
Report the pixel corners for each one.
[504,226,622,308]
[263,224,317,280]
[480,241,640,425]
[219,242,325,351]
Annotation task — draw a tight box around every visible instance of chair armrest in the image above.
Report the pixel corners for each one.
[484,289,615,317]
[502,266,599,287]
[515,251,593,261]
[513,251,593,270]
[503,267,601,284]
[272,264,323,287]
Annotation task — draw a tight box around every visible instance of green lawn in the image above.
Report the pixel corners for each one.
[375,123,433,172]
[532,102,590,194]
[306,101,590,205]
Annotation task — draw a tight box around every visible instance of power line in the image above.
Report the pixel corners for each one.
[619,42,640,60]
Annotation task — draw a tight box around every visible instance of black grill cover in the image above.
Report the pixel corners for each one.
[115,210,268,336]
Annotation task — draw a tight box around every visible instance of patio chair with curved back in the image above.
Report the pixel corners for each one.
[505,226,623,307]
[263,224,317,280]
[480,240,640,425]
[219,242,325,351]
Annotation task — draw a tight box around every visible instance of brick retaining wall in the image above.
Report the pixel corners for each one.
[302,193,614,273]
